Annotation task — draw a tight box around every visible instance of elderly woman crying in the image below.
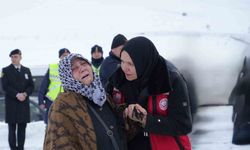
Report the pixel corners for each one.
[43,53,126,150]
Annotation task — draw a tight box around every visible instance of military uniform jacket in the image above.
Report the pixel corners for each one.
[1,64,34,123]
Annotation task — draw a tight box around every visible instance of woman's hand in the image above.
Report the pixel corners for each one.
[124,104,147,127]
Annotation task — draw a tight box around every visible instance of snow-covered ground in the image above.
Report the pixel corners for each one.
[190,106,250,150]
[0,0,250,149]
[0,121,45,150]
[1,106,250,149]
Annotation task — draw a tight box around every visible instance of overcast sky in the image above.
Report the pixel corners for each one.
[0,0,250,105]
[0,0,249,70]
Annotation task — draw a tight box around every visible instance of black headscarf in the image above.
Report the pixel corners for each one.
[114,36,172,105]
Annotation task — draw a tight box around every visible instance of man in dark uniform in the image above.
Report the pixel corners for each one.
[1,49,34,150]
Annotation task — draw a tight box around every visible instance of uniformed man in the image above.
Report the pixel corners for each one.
[1,49,34,150]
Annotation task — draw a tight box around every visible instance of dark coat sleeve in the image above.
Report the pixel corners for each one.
[100,55,120,89]
[24,67,34,96]
[145,72,192,136]
[38,69,50,105]
[100,57,116,88]
[1,67,19,99]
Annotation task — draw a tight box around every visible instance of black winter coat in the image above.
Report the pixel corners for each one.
[100,52,121,88]
[1,64,34,123]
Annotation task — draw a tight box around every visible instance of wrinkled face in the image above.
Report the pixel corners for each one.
[92,50,103,59]
[120,51,137,81]
[11,54,22,65]
[71,58,93,85]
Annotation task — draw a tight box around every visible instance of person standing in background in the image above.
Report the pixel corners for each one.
[1,49,34,150]
[38,48,70,124]
[100,34,127,89]
[91,44,104,75]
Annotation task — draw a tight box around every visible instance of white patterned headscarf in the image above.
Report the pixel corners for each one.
[59,53,106,106]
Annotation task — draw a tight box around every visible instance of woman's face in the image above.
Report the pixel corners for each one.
[71,58,93,85]
[121,51,137,81]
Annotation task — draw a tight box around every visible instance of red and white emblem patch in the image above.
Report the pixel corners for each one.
[159,98,168,111]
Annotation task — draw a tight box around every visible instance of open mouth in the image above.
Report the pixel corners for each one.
[125,74,132,77]
[82,74,89,79]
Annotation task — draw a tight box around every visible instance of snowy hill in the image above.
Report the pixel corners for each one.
[1,0,250,149]
[0,0,250,104]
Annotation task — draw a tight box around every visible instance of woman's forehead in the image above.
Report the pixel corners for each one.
[71,57,88,64]
[121,50,132,60]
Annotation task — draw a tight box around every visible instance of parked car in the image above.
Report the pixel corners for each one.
[0,96,45,122]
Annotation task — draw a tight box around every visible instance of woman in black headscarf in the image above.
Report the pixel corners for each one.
[111,36,192,150]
